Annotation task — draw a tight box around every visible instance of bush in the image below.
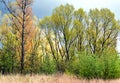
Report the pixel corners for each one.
[66,53,120,79]
[78,54,97,79]
[101,54,120,79]
[66,58,80,76]
[39,56,57,74]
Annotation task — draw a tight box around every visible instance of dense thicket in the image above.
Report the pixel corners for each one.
[0,1,120,79]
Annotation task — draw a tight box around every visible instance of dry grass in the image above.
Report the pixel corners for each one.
[0,74,119,83]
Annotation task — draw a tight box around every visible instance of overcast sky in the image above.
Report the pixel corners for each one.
[32,0,120,19]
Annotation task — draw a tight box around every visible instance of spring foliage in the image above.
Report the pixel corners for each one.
[0,2,120,79]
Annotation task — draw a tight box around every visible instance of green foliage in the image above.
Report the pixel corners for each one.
[0,3,120,80]
[39,56,57,74]
[101,53,120,79]
[66,53,120,79]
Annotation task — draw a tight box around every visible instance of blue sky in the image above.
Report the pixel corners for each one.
[32,0,65,18]
[32,0,120,19]
[0,0,120,19]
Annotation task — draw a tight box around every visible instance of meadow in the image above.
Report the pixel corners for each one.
[0,74,120,83]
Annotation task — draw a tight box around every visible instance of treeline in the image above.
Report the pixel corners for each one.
[0,0,120,79]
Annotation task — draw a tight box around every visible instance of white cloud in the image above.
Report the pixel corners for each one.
[63,0,120,9]
[33,0,120,19]
[62,0,120,19]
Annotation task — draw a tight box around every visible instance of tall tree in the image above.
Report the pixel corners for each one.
[1,0,34,74]
[0,14,20,74]
[87,8,119,54]
[73,8,86,52]
[52,4,76,61]
[40,4,79,72]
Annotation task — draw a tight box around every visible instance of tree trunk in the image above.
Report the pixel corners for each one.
[20,4,26,74]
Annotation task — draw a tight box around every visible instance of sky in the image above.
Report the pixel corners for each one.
[32,0,120,19]
[0,0,120,19]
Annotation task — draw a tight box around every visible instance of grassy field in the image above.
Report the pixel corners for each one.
[0,74,119,83]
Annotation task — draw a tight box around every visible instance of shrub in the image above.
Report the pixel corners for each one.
[66,53,120,79]
[101,54,120,79]
[39,56,57,74]
[78,54,97,79]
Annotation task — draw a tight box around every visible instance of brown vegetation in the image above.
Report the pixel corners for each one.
[0,74,120,83]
